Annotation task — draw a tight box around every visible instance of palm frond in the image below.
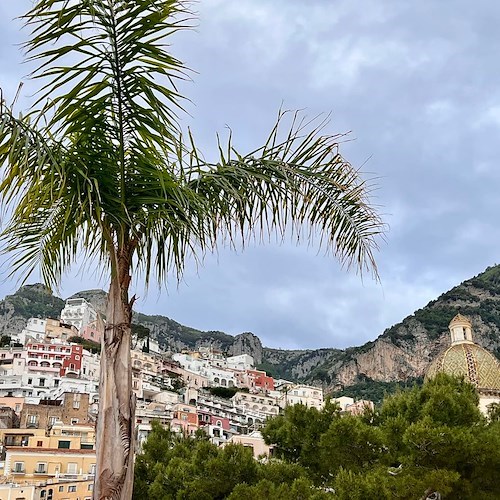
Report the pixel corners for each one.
[184,111,385,278]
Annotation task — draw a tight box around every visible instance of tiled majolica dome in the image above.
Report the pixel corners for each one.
[426,342,500,390]
[426,313,500,390]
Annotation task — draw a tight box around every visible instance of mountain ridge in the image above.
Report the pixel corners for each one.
[0,264,499,391]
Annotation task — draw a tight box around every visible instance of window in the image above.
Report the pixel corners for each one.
[58,440,71,449]
[37,440,43,447]
[15,403,20,412]
[49,416,57,426]
[36,462,47,473]
[39,378,45,387]
[88,483,94,491]
[71,418,79,425]
[13,461,24,473]
[59,486,64,492]
[54,379,60,386]
[68,485,77,492]
[27,414,38,425]
[27,378,32,384]
[13,353,21,358]
[67,463,78,474]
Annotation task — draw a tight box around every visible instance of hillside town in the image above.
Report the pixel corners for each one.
[0,297,372,499]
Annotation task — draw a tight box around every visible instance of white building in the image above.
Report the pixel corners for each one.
[226,354,254,371]
[275,384,324,409]
[14,318,47,345]
[81,351,100,382]
[232,392,280,417]
[60,298,98,333]
[172,353,237,388]
[334,396,355,411]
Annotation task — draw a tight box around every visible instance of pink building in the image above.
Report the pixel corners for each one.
[345,399,374,416]
[171,403,199,435]
[236,369,275,393]
[80,320,102,344]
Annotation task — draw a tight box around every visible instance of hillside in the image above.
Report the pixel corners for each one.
[297,264,500,391]
[0,264,499,394]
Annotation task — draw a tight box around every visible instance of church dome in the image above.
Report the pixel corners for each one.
[426,337,500,390]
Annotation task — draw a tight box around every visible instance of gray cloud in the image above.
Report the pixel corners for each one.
[1,1,499,349]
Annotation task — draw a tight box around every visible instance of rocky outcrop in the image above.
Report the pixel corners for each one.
[227,333,263,364]
[297,267,500,390]
[0,284,65,337]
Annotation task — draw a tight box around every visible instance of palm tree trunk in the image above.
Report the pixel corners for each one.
[95,253,136,499]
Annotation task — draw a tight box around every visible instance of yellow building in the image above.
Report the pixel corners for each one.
[1,422,96,484]
[426,313,500,414]
[0,479,94,500]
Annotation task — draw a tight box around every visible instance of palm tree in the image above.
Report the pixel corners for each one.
[0,1,384,498]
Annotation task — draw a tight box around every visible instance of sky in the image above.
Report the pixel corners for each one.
[1,1,500,350]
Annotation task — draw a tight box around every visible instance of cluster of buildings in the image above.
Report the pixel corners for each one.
[0,297,372,499]
[2,298,496,500]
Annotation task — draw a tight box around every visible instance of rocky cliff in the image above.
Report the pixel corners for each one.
[296,265,500,390]
[1,264,499,391]
[0,284,65,337]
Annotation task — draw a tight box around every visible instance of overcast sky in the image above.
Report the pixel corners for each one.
[1,1,499,350]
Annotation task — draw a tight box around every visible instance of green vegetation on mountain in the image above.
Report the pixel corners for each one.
[331,376,424,405]
[134,312,235,351]
[0,284,65,320]
[67,336,101,354]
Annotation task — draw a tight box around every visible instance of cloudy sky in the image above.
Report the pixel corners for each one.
[1,1,499,350]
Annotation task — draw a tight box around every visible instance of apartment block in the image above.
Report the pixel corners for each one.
[20,393,90,429]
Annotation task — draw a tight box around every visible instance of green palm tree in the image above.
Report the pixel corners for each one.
[0,1,384,498]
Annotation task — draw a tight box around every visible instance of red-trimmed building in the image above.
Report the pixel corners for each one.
[247,369,275,392]
[26,343,83,378]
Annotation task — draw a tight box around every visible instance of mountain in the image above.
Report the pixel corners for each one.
[1,264,500,394]
[295,264,500,391]
[0,283,65,337]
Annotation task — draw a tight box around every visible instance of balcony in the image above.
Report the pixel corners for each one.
[11,468,25,474]
[58,473,78,480]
